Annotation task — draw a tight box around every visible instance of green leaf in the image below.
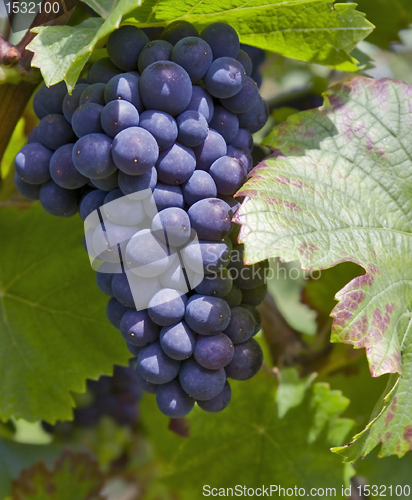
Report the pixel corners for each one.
[234,77,412,459]
[27,0,142,92]
[355,0,412,48]
[0,206,130,423]
[10,450,104,500]
[141,371,353,496]
[124,0,373,72]
[28,0,373,86]
[275,368,317,418]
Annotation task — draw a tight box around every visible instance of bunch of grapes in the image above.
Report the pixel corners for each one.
[14,20,269,418]
[43,365,141,433]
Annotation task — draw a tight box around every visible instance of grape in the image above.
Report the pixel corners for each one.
[240,303,262,335]
[139,110,178,151]
[104,73,144,112]
[204,57,245,99]
[190,240,231,274]
[226,145,253,173]
[27,127,40,144]
[107,26,149,71]
[177,110,209,147]
[120,309,160,346]
[79,189,107,221]
[179,358,226,400]
[240,44,265,68]
[185,294,231,335]
[118,167,157,196]
[251,69,262,88]
[194,333,234,369]
[138,40,173,73]
[152,207,191,247]
[50,144,88,189]
[106,297,130,329]
[135,370,158,394]
[72,133,117,179]
[127,342,143,357]
[152,182,184,211]
[142,27,164,41]
[79,83,106,106]
[201,23,239,59]
[88,58,122,84]
[193,129,227,171]
[195,267,233,297]
[111,272,136,308]
[184,85,214,122]
[209,156,247,195]
[62,83,89,122]
[92,220,138,263]
[102,189,146,225]
[160,321,196,360]
[229,248,268,289]
[125,229,175,277]
[236,50,253,76]
[197,380,231,412]
[237,96,269,133]
[32,82,67,119]
[101,100,140,138]
[220,76,260,114]
[90,171,119,191]
[95,271,113,296]
[14,142,52,184]
[171,37,213,83]
[156,142,196,184]
[14,172,41,200]
[137,340,181,384]
[148,288,187,326]
[182,170,217,206]
[139,61,193,116]
[72,103,104,137]
[161,20,199,45]
[222,284,242,308]
[241,283,267,306]
[112,127,158,175]
[223,306,255,344]
[156,379,195,417]
[229,128,253,152]
[225,337,263,380]
[38,114,76,150]
[39,180,80,217]
[188,198,232,240]
[209,105,239,143]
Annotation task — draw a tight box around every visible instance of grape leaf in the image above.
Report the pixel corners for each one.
[27,0,373,89]
[140,371,354,496]
[10,450,104,500]
[124,0,373,72]
[0,206,130,423]
[233,77,412,460]
[0,437,62,499]
[27,0,141,92]
[355,0,412,48]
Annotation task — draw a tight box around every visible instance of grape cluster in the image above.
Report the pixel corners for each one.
[14,21,269,418]
[43,365,141,433]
